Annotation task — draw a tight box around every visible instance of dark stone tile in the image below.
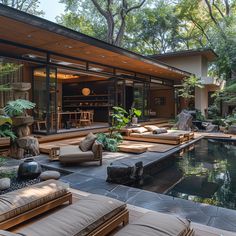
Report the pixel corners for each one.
[71,178,117,194]
[108,185,142,202]
[208,216,236,232]
[127,190,166,209]
[60,172,93,185]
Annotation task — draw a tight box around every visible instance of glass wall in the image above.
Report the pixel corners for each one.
[33,66,57,134]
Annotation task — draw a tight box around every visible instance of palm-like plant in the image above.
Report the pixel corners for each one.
[4,99,36,117]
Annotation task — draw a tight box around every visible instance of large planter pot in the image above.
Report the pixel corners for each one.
[17,158,42,179]
[12,82,31,91]
[0,137,10,148]
[228,125,236,134]
[132,117,138,125]
[12,116,34,127]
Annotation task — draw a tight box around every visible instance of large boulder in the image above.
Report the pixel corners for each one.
[176,110,193,131]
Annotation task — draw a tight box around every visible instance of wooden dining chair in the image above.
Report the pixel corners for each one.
[87,110,94,124]
[78,111,91,127]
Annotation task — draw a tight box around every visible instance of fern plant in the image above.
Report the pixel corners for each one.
[4,99,36,117]
[0,113,16,140]
[96,132,123,152]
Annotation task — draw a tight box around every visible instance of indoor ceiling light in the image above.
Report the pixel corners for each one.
[82,88,91,96]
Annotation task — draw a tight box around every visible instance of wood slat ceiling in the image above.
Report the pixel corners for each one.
[0,15,190,80]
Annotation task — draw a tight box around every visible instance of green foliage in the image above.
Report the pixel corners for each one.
[0,156,6,167]
[0,124,16,140]
[0,169,16,179]
[0,0,44,16]
[4,99,36,117]
[224,113,236,127]
[0,112,16,140]
[109,106,129,134]
[128,108,142,119]
[96,132,123,152]
[179,75,203,99]
[196,110,205,121]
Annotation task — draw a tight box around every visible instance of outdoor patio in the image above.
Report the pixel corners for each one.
[2,132,236,233]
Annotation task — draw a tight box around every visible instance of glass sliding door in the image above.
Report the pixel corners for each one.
[133,81,149,121]
[33,66,57,134]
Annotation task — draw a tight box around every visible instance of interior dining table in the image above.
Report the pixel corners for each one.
[51,111,92,129]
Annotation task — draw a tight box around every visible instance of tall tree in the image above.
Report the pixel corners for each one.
[0,0,44,16]
[59,0,146,46]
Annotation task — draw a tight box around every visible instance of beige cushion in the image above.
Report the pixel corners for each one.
[18,194,126,236]
[132,127,148,133]
[144,125,159,131]
[0,180,69,223]
[193,222,236,236]
[130,132,182,140]
[60,145,94,163]
[79,133,97,152]
[115,212,192,236]
[0,230,20,236]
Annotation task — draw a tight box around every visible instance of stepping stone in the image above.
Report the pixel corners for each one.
[40,171,60,181]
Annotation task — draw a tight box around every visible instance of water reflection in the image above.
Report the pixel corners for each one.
[168,139,236,210]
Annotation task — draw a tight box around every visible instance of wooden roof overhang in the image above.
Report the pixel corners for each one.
[0,4,191,82]
[150,49,218,61]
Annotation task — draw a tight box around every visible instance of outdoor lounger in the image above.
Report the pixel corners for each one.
[114,211,236,236]
[0,194,128,236]
[0,180,72,230]
[123,125,193,145]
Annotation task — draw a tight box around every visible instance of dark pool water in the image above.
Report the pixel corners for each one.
[140,138,236,210]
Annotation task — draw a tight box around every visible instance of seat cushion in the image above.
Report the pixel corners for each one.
[144,125,159,131]
[114,212,192,236]
[59,145,94,163]
[0,180,69,223]
[79,133,97,152]
[0,230,21,236]
[130,132,182,140]
[18,194,126,236]
[132,127,148,134]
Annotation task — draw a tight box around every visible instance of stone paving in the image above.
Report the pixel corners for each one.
[3,136,236,232]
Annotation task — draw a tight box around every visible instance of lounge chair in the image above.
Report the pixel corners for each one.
[123,127,185,145]
[49,133,103,165]
[114,211,236,236]
[1,194,129,236]
[0,180,72,230]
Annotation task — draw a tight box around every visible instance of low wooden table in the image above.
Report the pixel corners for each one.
[118,144,147,154]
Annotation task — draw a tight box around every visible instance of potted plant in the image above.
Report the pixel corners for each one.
[128,108,142,125]
[4,99,36,127]
[97,106,129,152]
[0,109,16,148]
[224,113,236,134]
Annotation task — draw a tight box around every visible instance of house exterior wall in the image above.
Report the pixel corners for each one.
[158,55,212,115]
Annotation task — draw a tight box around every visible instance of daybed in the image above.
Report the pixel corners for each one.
[0,194,128,236]
[114,211,236,236]
[123,125,194,145]
[0,180,72,230]
[49,133,103,165]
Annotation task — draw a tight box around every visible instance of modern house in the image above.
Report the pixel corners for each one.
[1,5,224,135]
[0,4,192,135]
[150,49,224,117]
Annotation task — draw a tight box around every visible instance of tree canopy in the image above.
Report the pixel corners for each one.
[0,0,44,16]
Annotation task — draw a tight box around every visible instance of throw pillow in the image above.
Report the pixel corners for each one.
[144,125,159,131]
[79,133,97,152]
[153,128,167,134]
[132,127,148,133]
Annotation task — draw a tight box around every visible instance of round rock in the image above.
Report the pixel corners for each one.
[40,171,60,181]
[0,178,11,190]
